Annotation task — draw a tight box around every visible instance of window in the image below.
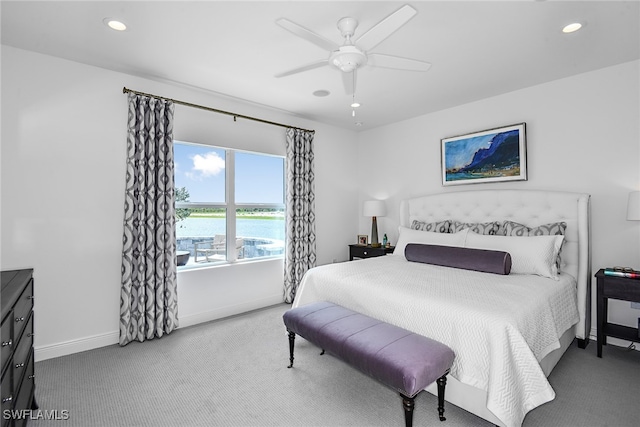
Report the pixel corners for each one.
[174,141,285,268]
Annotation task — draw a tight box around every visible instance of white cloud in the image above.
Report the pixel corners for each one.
[187,152,225,180]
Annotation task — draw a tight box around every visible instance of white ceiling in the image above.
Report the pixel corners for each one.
[2,1,639,131]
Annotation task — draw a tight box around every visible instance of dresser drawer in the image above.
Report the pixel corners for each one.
[1,367,13,425]
[13,280,33,341]
[14,350,35,427]
[12,314,33,392]
[1,315,11,374]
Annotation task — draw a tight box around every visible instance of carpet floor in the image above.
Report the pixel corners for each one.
[28,303,640,426]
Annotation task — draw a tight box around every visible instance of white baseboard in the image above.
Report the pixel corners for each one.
[33,312,639,362]
[178,294,284,328]
[588,330,640,352]
[35,331,119,362]
[34,295,285,362]
[601,335,640,351]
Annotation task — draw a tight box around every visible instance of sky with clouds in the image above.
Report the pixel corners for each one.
[174,141,284,204]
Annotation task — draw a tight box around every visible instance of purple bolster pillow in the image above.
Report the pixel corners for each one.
[405,244,512,275]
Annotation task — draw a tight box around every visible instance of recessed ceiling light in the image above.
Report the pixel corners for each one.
[350,102,361,108]
[312,90,330,97]
[103,18,127,31]
[562,22,582,33]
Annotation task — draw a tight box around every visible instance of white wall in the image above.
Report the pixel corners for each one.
[1,46,359,360]
[357,60,640,344]
[4,44,635,360]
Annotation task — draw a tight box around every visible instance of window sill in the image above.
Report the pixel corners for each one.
[177,256,283,273]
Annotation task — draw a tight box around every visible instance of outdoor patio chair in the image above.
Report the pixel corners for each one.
[195,235,245,262]
[194,234,226,262]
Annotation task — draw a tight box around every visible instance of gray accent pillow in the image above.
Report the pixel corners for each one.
[501,220,567,271]
[410,220,451,233]
[451,220,500,235]
[502,220,567,236]
[405,243,511,275]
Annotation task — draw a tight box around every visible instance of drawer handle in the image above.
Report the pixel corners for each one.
[15,362,25,368]
[28,375,35,380]
[15,317,25,323]
[1,396,12,404]
[1,340,11,347]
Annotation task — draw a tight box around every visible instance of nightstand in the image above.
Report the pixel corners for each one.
[349,244,395,261]
[595,269,640,358]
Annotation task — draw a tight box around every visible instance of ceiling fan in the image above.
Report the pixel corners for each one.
[275,4,431,96]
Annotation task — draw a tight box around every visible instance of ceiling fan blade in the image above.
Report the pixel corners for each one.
[275,59,329,78]
[276,18,340,52]
[355,4,417,52]
[342,70,356,96]
[368,53,431,72]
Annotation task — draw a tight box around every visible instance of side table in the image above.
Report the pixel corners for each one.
[349,245,395,261]
[595,268,640,358]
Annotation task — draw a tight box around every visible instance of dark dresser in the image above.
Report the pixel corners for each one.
[1,269,37,426]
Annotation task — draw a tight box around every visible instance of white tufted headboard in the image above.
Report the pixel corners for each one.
[400,189,591,344]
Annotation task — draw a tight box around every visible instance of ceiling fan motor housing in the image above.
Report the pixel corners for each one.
[330,46,367,72]
[337,17,358,37]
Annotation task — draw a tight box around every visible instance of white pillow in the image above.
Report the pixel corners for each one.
[393,227,468,256]
[465,231,564,280]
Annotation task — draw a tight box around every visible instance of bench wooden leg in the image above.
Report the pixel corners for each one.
[287,330,295,368]
[401,394,414,427]
[437,374,447,421]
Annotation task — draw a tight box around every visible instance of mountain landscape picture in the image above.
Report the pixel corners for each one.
[442,124,526,185]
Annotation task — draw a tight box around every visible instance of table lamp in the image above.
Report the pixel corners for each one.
[363,200,386,248]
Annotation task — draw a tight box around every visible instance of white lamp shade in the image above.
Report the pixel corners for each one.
[363,200,386,217]
[628,191,640,220]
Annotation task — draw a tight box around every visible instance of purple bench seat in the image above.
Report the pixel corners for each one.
[283,301,455,427]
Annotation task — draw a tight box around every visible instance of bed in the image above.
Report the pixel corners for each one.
[292,189,591,427]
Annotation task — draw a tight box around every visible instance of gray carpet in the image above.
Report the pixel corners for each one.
[29,303,640,427]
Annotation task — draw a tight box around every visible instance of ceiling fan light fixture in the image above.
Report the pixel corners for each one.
[330,47,367,72]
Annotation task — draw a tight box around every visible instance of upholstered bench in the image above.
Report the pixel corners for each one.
[283,301,455,427]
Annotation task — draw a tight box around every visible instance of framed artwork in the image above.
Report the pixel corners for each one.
[357,235,368,245]
[441,123,527,186]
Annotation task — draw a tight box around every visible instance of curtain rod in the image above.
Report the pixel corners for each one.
[122,87,314,133]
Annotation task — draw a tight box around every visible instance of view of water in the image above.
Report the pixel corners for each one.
[446,171,482,181]
[176,217,285,241]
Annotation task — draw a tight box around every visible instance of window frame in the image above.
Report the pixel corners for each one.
[175,142,285,267]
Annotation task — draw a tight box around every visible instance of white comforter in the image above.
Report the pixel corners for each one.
[292,255,579,427]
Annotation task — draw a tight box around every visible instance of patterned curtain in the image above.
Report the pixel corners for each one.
[284,128,316,303]
[120,93,178,346]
